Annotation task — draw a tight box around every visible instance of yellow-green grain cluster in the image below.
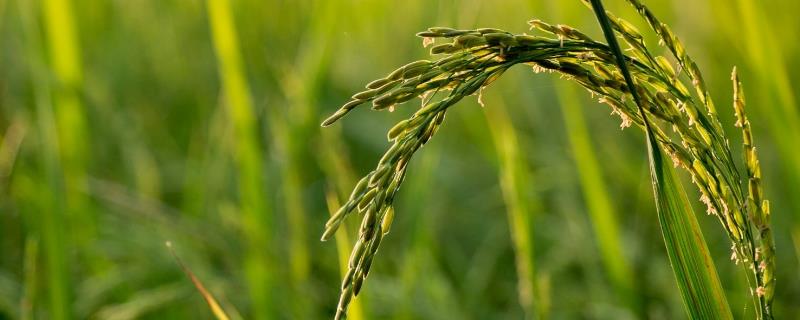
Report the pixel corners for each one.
[321,2,775,318]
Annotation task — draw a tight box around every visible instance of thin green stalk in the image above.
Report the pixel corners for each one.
[556,85,636,311]
[483,94,542,319]
[19,1,72,318]
[322,3,773,316]
[205,0,272,318]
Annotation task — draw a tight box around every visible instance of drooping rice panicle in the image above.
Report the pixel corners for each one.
[321,13,775,319]
[732,67,775,316]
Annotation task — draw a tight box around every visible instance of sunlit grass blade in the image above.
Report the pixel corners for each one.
[166,242,231,320]
[205,0,273,318]
[483,93,543,319]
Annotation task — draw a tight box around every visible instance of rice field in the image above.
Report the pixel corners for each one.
[0,0,798,319]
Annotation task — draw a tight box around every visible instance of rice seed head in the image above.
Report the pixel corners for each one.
[323,11,775,318]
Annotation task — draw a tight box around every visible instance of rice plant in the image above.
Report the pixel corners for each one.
[320,0,775,319]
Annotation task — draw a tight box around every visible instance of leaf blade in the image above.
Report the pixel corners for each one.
[647,140,733,319]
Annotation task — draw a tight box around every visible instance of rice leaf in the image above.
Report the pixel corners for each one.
[647,137,733,319]
[323,1,774,317]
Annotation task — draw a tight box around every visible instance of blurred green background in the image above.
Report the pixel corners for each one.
[1,0,798,319]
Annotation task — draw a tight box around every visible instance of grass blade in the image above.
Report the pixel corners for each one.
[647,140,733,319]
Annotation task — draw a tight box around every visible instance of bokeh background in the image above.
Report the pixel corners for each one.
[1,0,798,319]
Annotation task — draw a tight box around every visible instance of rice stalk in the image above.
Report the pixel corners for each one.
[320,1,775,317]
[205,0,273,318]
[19,0,72,318]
